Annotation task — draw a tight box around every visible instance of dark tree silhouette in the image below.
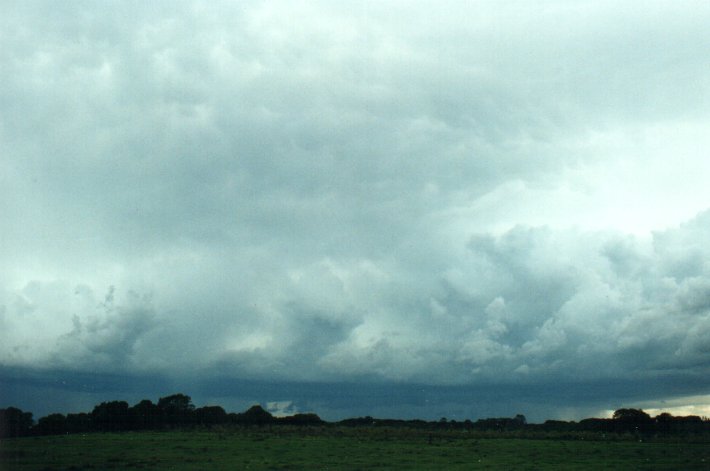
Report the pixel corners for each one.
[157,394,194,413]
[129,399,162,429]
[234,405,275,425]
[193,405,228,426]
[157,393,195,426]
[655,412,673,433]
[278,413,324,426]
[91,401,130,432]
[654,412,704,434]
[612,408,651,421]
[0,407,34,438]
[65,413,92,434]
[612,408,653,433]
[15,391,710,437]
[35,413,67,435]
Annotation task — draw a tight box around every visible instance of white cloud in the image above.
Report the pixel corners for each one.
[602,394,710,419]
[266,400,298,418]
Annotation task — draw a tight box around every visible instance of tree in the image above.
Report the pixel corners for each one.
[612,408,653,433]
[193,405,228,426]
[157,393,194,413]
[35,413,67,435]
[655,412,673,433]
[233,405,275,425]
[65,413,92,433]
[91,401,130,431]
[0,407,34,438]
[612,408,651,421]
[279,413,324,426]
[157,393,195,426]
[129,399,162,429]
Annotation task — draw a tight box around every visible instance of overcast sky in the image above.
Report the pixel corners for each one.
[2,0,710,422]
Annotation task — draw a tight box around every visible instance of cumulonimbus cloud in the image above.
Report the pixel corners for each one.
[2,1,710,419]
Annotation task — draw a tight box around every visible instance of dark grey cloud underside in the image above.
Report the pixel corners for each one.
[2,366,709,422]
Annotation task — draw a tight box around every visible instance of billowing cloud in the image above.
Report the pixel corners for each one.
[1,1,709,420]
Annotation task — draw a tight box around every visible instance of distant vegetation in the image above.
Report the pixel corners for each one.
[1,393,709,439]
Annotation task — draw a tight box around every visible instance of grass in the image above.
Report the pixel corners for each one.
[1,427,709,470]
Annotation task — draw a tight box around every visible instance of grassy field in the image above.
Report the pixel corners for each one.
[1,427,709,470]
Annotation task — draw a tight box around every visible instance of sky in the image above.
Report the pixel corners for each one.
[1,0,710,423]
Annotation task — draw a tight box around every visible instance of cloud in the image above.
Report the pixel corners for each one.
[2,1,710,419]
[625,394,710,419]
[3,210,708,393]
[266,401,298,418]
[0,283,156,371]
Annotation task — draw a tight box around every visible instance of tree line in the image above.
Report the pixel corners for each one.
[1,394,708,438]
[0,393,324,438]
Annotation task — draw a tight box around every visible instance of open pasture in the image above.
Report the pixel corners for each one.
[2,428,708,470]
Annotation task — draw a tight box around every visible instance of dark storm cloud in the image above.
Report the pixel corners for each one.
[2,1,710,419]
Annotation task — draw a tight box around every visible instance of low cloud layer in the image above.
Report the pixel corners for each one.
[3,214,709,386]
[2,1,709,419]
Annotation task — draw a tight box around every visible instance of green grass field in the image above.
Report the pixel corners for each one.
[1,427,708,470]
